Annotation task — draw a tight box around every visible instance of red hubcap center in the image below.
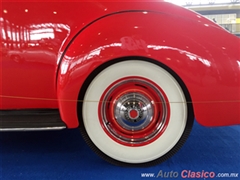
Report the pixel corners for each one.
[129,109,138,119]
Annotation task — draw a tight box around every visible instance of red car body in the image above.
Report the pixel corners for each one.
[1,0,240,166]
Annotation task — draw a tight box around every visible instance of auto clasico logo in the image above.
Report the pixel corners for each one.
[141,170,239,179]
[141,170,215,178]
[156,170,215,178]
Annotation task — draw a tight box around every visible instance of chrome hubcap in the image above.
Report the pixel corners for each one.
[115,93,153,131]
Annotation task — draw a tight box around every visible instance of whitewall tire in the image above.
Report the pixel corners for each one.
[79,59,194,167]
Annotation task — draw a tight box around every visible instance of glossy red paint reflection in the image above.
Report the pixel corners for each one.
[1,1,239,128]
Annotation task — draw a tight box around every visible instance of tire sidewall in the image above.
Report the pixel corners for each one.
[81,60,189,164]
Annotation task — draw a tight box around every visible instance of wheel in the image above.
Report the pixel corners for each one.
[79,59,194,167]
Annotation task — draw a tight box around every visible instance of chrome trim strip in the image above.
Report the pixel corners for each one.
[0,126,66,132]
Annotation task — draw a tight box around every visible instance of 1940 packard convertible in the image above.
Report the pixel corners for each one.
[1,0,239,167]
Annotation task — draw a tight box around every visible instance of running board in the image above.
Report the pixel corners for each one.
[0,109,66,131]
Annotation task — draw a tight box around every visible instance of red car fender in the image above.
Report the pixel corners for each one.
[57,11,240,128]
